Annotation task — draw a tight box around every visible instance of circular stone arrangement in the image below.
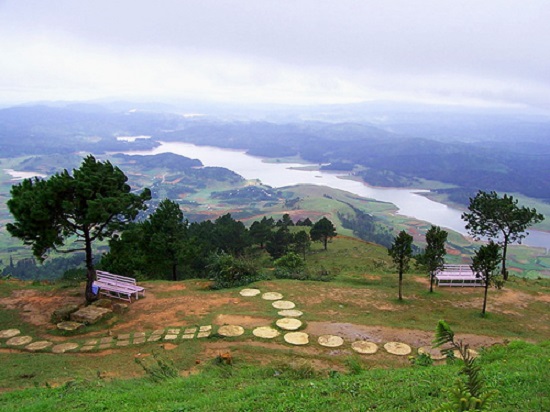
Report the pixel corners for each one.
[318,335,344,348]
[262,292,283,301]
[272,300,295,310]
[6,336,33,346]
[284,332,309,345]
[0,329,21,339]
[277,309,303,317]
[52,342,79,354]
[26,341,53,352]
[252,326,280,339]
[418,346,446,360]
[384,342,412,356]
[276,318,302,331]
[218,325,245,337]
[351,341,379,354]
[240,288,261,297]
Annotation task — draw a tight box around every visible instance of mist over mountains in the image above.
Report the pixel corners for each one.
[1,100,549,204]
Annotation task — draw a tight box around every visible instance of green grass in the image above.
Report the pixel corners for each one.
[0,340,548,412]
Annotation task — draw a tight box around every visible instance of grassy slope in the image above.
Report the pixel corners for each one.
[1,236,550,410]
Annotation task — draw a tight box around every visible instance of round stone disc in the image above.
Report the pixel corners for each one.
[272,300,295,310]
[384,341,412,355]
[277,309,303,317]
[6,336,33,346]
[26,341,53,352]
[240,288,261,297]
[418,346,446,361]
[453,348,479,360]
[217,325,245,337]
[318,335,344,348]
[0,329,21,339]
[52,342,79,353]
[351,341,378,354]
[262,292,283,301]
[276,318,302,331]
[252,326,280,339]
[284,332,309,345]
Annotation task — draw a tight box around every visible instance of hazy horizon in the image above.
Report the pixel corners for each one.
[1,1,550,113]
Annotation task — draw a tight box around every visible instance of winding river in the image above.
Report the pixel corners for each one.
[123,141,549,249]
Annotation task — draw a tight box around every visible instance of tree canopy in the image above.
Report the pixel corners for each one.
[7,155,151,302]
[462,190,544,280]
[310,217,337,250]
[418,225,448,293]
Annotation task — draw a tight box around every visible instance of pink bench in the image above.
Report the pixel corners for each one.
[93,271,145,302]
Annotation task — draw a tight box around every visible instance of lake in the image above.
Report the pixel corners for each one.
[122,141,550,249]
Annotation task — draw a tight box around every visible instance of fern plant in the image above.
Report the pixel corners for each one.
[432,320,497,411]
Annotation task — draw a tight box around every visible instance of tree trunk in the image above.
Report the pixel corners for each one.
[398,270,403,301]
[84,230,97,304]
[323,236,328,250]
[481,275,489,316]
[172,263,178,281]
[501,240,509,281]
[429,271,434,293]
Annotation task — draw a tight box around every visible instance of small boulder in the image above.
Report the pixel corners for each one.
[57,321,85,332]
[50,304,80,324]
[70,306,112,325]
[112,303,129,314]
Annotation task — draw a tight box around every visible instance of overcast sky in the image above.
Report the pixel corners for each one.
[1,0,549,110]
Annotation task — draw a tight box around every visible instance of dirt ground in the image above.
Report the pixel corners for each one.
[2,280,545,349]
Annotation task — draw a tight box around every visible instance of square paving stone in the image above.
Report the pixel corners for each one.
[199,325,212,332]
[167,329,180,335]
[182,334,194,340]
[164,334,178,340]
[148,335,162,342]
[134,332,146,338]
[197,332,211,338]
[99,343,112,350]
[184,327,197,334]
[133,337,146,344]
[80,346,96,352]
[118,333,131,340]
[100,337,113,344]
[152,329,164,335]
[116,340,130,347]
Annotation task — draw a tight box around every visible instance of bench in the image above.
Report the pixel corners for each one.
[93,270,146,302]
[435,264,483,287]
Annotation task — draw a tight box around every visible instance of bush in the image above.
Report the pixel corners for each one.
[208,252,262,289]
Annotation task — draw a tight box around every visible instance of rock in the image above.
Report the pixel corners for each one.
[50,304,80,324]
[57,321,85,332]
[112,303,128,314]
[70,306,112,325]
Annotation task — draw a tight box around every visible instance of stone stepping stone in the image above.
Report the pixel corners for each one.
[384,342,412,356]
[151,329,165,335]
[453,348,479,360]
[277,309,303,318]
[133,337,146,344]
[117,340,130,347]
[85,339,98,346]
[167,328,180,335]
[272,300,296,310]
[197,332,210,338]
[284,332,309,345]
[183,334,195,339]
[117,333,131,340]
[199,325,212,332]
[164,334,178,340]
[26,341,52,352]
[351,341,379,355]
[418,346,446,361]
[80,346,96,352]
[98,343,112,350]
[184,327,197,334]
[148,335,162,342]
[240,288,261,297]
[252,326,280,339]
[134,332,146,338]
[100,337,113,344]
[217,325,245,337]
[276,318,302,331]
[7,336,32,346]
[57,321,85,332]
[0,329,21,339]
[52,342,79,353]
[262,292,283,301]
[318,335,344,348]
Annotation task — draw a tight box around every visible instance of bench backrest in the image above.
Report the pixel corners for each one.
[96,270,137,286]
